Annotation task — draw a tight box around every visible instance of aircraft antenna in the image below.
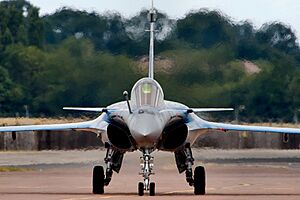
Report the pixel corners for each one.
[147,0,157,79]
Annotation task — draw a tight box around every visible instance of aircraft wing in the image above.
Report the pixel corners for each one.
[193,119,300,134]
[63,107,128,113]
[191,108,234,112]
[0,119,107,133]
[63,107,105,112]
[160,108,233,113]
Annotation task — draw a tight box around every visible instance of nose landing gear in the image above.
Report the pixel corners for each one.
[138,149,155,196]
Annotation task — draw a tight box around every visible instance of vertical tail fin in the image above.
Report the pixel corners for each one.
[148,0,156,79]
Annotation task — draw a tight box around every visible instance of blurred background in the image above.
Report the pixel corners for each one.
[0,0,300,150]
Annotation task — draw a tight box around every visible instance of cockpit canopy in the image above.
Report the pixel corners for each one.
[131,78,164,108]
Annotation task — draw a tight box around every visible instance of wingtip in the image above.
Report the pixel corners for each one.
[63,107,72,110]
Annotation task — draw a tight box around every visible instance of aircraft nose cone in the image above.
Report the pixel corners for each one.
[129,114,162,148]
[134,120,158,137]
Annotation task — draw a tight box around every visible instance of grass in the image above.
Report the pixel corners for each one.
[0,117,88,126]
[0,166,32,172]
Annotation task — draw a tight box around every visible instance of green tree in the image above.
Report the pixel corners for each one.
[289,71,300,111]
[176,9,235,48]
[235,21,261,59]
[2,44,47,112]
[256,22,298,53]
[27,7,43,47]
[1,28,13,46]
[0,65,22,114]
[16,24,27,44]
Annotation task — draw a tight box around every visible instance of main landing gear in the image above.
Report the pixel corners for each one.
[175,144,206,195]
[92,144,124,194]
[93,165,105,194]
[92,144,205,196]
[138,149,155,196]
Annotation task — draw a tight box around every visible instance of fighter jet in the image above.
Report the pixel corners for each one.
[1,2,300,197]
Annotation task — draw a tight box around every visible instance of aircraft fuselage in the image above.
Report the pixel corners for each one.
[100,77,204,152]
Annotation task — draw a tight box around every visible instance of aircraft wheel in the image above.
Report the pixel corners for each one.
[194,166,206,195]
[149,182,155,196]
[138,182,144,196]
[92,166,105,194]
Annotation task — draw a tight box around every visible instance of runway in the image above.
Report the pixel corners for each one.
[0,149,300,200]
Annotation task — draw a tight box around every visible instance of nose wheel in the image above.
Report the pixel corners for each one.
[138,182,144,196]
[149,182,155,196]
[138,149,155,196]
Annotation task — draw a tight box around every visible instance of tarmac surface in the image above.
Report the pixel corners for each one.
[0,149,300,200]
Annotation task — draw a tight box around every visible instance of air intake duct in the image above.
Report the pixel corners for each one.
[107,117,133,150]
[160,117,188,150]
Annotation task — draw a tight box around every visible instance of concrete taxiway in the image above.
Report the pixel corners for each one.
[0,149,300,200]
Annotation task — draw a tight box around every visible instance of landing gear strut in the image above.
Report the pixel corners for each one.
[138,149,155,196]
[175,144,206,195]
[92,144,124,194]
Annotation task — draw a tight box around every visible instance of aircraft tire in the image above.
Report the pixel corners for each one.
[138,182,144,196]
[194,166,206,195]
[149,182,155,196]
[92,165,105,194]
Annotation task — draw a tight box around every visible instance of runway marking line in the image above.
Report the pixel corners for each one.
[164,189,193,194]
[222,184,249,190]
[61,195,137,200]
[263,187,293,190]
[61,197,93,200]
[164,187,216,194]
[207,187,216,191]
[16,186,46,189]
[239,183,251,186]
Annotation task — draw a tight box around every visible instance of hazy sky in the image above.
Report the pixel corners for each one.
[28,0,300,40]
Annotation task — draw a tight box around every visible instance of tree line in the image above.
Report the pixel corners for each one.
[0,0,300,122]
